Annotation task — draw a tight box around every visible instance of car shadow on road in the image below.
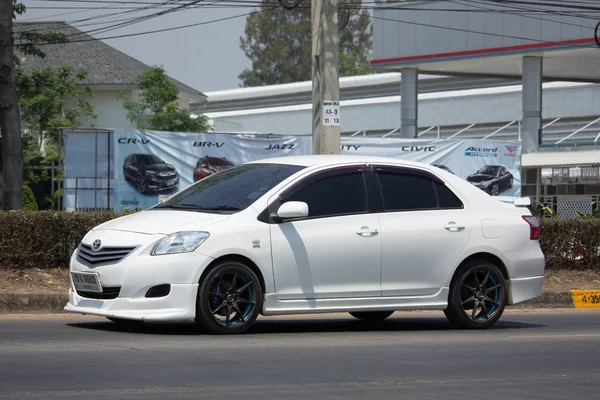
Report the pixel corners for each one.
[66,313,545,336]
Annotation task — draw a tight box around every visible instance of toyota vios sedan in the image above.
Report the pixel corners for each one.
[66,155,545,334]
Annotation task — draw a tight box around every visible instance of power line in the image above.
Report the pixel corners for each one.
[15,9,264,46]
[371,14,598,51]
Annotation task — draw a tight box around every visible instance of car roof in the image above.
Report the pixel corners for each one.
[249,154,431,168]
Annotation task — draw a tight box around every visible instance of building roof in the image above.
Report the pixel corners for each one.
[13,21,205,98]
[522,149,600,168]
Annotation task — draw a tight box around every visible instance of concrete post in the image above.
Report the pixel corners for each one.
[400,68,418,138]
[522,56,543,154]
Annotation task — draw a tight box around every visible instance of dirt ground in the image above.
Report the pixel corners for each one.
[0,267,599,293]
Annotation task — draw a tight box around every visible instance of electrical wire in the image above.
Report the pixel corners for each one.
[12,0,600,48]
[371,14,598,51]
[15,9,265,46]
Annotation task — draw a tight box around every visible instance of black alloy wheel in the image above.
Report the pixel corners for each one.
[349,311,394,321]
[444,261,507,329]
[195,261,262,334]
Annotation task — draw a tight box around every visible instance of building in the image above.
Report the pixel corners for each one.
[194,81,600,219]
[14,22,206,131]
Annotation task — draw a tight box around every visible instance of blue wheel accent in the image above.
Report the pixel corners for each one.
[208,270,256,328]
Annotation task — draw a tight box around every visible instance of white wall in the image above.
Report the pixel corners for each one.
[77,89,196,130]
[77,90,136,130]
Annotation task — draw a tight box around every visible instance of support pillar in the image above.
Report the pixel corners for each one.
[522,56,543,154]
[400,68,418,138]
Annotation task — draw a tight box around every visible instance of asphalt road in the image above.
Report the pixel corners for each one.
[1,310,600,400]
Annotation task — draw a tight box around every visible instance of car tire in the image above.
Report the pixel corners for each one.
[444,260,507,330]
[136,175,148,194]
[195,261,263,335]
[490,183,500,196]
[509,177,513,188]
[349,311,394,321]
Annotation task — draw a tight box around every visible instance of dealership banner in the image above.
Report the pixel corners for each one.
[108,130,521,211]
[113,130,311,211]
[342,137,522,197]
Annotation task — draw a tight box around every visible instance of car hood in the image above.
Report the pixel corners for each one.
[92,210,231,235]
[144,164,176,173]
[467,174,495,183]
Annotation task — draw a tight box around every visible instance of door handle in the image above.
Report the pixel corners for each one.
[444,222,465,232]
[356,226,379,236]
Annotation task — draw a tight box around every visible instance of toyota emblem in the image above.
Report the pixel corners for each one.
[92,239,102,251]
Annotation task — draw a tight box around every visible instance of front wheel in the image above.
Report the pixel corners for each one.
[490,183,500,196]
[349,311,394,321]
[195,261,263,334]
[444,261,507,329]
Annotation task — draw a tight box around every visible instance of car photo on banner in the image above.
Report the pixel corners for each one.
[123,153,180,196]
[193,156,236,182]
[466,165,513,196]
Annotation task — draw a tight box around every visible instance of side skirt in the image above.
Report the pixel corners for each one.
[262,288,450,316]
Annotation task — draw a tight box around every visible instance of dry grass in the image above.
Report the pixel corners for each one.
[0,267,70,293]
[1,266,599,293]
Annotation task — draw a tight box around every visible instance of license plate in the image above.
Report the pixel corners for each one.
[72,272,102,293]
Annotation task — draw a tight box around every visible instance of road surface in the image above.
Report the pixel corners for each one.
[1,310,599,399]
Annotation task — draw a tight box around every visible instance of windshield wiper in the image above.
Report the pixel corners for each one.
[197,205,241,211]
[155,204,241,212]
[155,203,201,210]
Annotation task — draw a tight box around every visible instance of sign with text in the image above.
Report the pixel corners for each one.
[323,101,340,126]
[112,130,310,211]
[63,130,521,211]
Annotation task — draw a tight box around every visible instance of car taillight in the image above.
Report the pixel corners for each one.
[522,215,540,240]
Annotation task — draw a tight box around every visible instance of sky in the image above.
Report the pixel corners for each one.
[16,0,253,93]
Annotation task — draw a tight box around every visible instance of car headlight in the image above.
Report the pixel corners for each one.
[151,231,210,255]
[145,170,159,178]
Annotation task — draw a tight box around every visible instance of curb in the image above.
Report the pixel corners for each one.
[0,290,577,314]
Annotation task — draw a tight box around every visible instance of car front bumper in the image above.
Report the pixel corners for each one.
[64,231,214,321]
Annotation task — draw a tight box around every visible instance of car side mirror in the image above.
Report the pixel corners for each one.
[273,201,309,222]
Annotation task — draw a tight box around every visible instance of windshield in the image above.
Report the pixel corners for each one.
[477,166,500,175]
[154,163,305,213]
[137,155,164,165]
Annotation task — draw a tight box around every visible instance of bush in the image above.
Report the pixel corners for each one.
[0,210,129,269]
[22,185,38,211]
[539,219,600,271]
[0,211,599,270]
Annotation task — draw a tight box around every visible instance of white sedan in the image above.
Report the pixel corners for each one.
[65,155,545,334]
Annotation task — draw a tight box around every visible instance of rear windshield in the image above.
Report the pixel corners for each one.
[154,163,305,213]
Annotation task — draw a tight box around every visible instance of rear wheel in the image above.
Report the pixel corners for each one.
[444,260,507,329]
[349,311,394,321]
[195,261,262,335]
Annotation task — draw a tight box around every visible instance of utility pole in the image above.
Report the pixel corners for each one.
[0,0,24,209]
[311,0,340,155]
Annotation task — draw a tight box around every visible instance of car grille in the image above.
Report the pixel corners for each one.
[76,286,121,300]
[76,243,137,267]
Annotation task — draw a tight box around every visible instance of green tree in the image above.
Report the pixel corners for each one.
[238,2,373,87]
[16,65,96,151]
[119,66,211,132]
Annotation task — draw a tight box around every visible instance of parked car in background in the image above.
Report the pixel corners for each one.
[432,164,454,174]
[193,156,235,182]
[67,155,544,334]
[123,153,179,195]
[466,165,513,196]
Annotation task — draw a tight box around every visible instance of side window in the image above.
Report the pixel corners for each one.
[285,171,367,218]
[377,172,437,211]
[435,182,464,209]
